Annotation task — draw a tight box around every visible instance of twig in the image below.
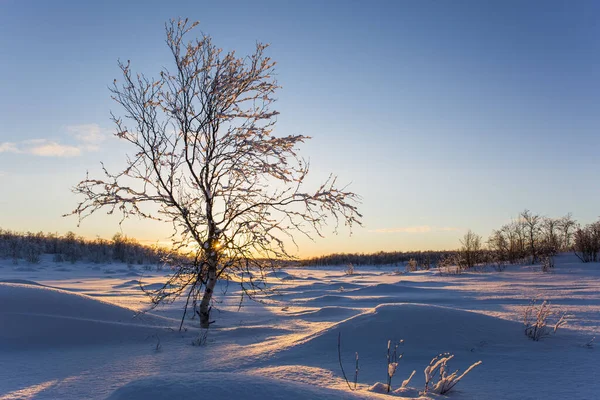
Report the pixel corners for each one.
[354,352,359,390]
[338,331,354,391]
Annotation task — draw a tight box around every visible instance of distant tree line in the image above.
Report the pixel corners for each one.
[3,209,600,269]
[304,210,600,270]
[0,228,169,265]
[301,250,455,269]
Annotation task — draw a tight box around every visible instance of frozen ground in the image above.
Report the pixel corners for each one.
[1,254,599,399]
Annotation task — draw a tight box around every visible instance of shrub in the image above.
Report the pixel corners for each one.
[437,254,462,275]
[385,339,404,392]
[423,353,482,395]
[340,336,481,397]
[523,299,568,341]
[405,259,418,272]
[573,221,600,263]
[540,255,555,273]
[23,242,42,264]
[344,263,355,276]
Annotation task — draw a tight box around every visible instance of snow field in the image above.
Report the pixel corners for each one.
[0,254,599,399]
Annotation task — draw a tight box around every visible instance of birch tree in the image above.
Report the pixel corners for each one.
[459,230,481,269]
[68,18,361,332]
[521,209,542,264]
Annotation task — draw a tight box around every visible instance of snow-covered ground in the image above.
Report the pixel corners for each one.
[1,254,599,399]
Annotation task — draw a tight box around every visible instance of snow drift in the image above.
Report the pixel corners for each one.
[273,303,522,385]
[0,282,171,350]
[106,372,374,400]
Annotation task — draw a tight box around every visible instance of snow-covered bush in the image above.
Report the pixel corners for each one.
[22,241,42,264]
[523,299,568,341]
[344,263,355,276]
[540,255,555,273]
[385,339,404,392]
[343,337,417,396]
[405,259,418,272]
[423,353,482,395]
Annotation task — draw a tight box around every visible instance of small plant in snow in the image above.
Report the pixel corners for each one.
[386,339,403,392]
[354,352,360,390]
[146,334,162,352]
[337,332,359,390]
[405,259,418,272]
[540,255,555,273]
[523,299,569,341]
[340,337,479,397]
[363,339,416,395]
[400,370,416,389]
[423,353,482,395]
[344,263,355,276]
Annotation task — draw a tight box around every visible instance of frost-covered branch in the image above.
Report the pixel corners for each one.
[424,353,482,395]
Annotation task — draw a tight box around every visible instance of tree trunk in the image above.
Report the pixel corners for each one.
[199,258,217,329]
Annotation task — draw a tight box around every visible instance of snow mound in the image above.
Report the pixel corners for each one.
[290,281,360,290]
[113,279,141,289]
[368,382,423,398]
[348,283,429,295]
[300,294,401,306]
[288,306,362,321]
[217,325,294,344]
[265,270,295,280]
[345,284,452,302]
[107,372,373,400]
[305,304,522,354]
[142,282,170,291]
[274,303,522,384]
[0,279,43,286]
[0,283,170,350]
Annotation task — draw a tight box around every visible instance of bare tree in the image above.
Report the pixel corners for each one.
[459,230,481,269]
[521,209,542,264]
[541,217,561,256]
[509,218,527,259]
[573,220,600,262]
[559,213,576,251]
[67,19,361,333]
[488,228,509,261]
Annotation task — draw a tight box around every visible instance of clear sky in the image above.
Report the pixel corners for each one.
[1,0,599,257]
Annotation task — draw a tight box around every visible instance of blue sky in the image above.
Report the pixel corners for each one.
[1,0,599,256]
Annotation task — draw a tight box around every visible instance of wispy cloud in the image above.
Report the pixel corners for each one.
[66,124,108,151]
[0,124,109,158]
[0,139,81,157]
[0,142,19,153]
[30,142,82,157]
[369,226,459,234]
